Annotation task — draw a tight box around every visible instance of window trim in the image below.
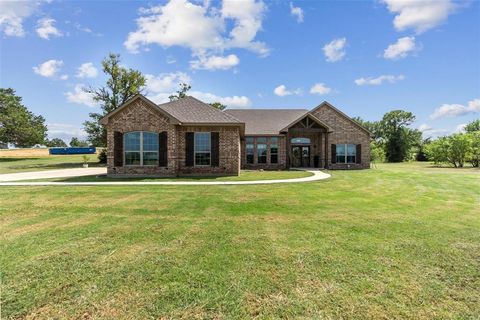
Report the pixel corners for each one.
[335,143,356,164]
[194,132,211,166]
[124,131,159,166]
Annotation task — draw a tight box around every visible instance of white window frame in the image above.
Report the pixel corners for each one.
[124,131,159,166]
[194,132,211,166]
[336,143,356,164]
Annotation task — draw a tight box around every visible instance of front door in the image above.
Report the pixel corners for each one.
[291,146,310,167]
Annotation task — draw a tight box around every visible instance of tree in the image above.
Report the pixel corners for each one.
[467,131,480,167]
[210,102,227,110]
[0,88,47,147]
[426,134,471,168]
[46,138,67,147]
[379,110,417,162]
[83,53,146,147]
[464,119,480,133]
[70,137,89,147]
[168,83,191,101]
[352,117,381,141]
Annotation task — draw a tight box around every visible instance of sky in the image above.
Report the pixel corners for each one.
[0,0,479,142]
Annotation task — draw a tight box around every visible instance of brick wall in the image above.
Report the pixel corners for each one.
[311,105,371,169]
[240,135,287,170]
[176,126,240,175]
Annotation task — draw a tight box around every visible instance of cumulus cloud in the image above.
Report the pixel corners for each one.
[0,0,42,37]
[355,74,405,86]
[124,0,268,60]
[430,98,480,119]
[33,59,64,78]
[145,72,191,94]
[310,83,332,95]
[323,38,347,62]
[381,0,456,34]
[36,18,62,39]
[76,62,98,78]
[65,84,97,107]
[47,123,87,141]
[191,91,251,108]
[417,123,449,137]
[383,36,418,60]
[290,2,304,23]
[190,54,239,70]
[273,84,302,97]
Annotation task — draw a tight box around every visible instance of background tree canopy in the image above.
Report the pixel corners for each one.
[83,53,146,147]
[0,88,47,147]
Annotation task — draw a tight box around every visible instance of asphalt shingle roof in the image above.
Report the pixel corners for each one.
[225,109,309,135]
[157,96,241,124]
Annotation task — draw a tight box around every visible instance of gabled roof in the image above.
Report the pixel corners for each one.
[310,101,371,135]
[99,94,242,126]
[158,96,241,124]
[225,109,309,135]
[280,113,332,132]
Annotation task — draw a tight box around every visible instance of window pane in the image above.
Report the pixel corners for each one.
[337,155,346,163]
[246,137,254,143]
[143,152,158,165]
[246,154,254,164]
[270,137,278,143]
[270,154,278,164]
[125,151,140,165]
[270,144,278,154]
[125,132,140,151]
[336,144,346,156]
[257,143,267,163]
[143,132,158,151]
[291,137,310,144]
[246,143,254,164]
[195,152,210,165]
[347,144,356,156]
[256,137,267,143]
[195,132,211,152]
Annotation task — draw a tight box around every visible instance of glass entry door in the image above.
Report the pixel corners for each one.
[291,146,310,167]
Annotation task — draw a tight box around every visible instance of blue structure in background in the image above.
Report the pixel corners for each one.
[49,147,96,155]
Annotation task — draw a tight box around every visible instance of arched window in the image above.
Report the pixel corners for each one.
[124,131,158,166]
[291,137,311,145]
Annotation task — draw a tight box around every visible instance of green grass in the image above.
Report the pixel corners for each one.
[1,163,479,319]
[0,155,103,174]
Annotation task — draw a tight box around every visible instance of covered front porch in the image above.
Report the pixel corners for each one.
[281,114,331,169]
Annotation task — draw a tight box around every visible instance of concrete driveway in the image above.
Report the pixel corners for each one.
[0,167,107,182]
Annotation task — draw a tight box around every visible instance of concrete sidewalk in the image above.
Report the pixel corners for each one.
[0,167,107,182]
[0,169,330,186]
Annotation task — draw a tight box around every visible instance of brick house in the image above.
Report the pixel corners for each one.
[100,94,371,176]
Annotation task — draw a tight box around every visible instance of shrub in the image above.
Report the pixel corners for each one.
[98,149,107,164]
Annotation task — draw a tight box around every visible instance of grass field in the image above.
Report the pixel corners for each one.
[0,149,103,174]
[1,163,479,319]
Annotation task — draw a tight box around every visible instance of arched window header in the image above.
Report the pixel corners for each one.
[291,137,311,144]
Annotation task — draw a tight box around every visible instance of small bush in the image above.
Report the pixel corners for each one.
[98,149,107,164]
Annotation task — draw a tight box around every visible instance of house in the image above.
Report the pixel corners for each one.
[99,94,371,176]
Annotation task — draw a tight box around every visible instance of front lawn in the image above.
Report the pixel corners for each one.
[0,154,103,174]
[1,163,479,319]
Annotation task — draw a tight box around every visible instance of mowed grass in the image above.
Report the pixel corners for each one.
[1,163,479,319]
[0,149,103,174]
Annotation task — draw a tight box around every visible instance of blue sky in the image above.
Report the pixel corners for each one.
[0,0,479,141]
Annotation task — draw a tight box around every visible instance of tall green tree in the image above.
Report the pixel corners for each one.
[464,119,480,133]
[70,137,89,147]
[379,110,418,162]
[0,88,47,147]
[83,53,146,147]
[46,138,67,147]
[168,83,191,101]
[210,102,227,110]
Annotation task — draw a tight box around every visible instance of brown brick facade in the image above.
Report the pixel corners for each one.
[105,98,241,176]
[240,136,287,170]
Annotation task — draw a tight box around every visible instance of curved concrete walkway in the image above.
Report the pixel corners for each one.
[0,169,330,186]
[0,167,107,182]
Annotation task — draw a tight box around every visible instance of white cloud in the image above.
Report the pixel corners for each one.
[310,83,332,95]
[166,55,176,64]
[47,123,87,141]
[453,123,467,133]
[191,91,251,108]
[124,0,269,60]
[36,18,62,39]
[382,0,456,34]
[323,38,347,62]
[383,36,418,60]
[417,123,449,137]
[76,62,98,78]
[190,54,239,70]
[430,98,480,119]
[418,123,432,132]
[273,84,302,97]
[0,1,41,37]
[33,59,64,78]
[355,74,405,86]
[290,2,304,23]
[145,72,191,93]
[60,74,68,80]
[65,84,97,107]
